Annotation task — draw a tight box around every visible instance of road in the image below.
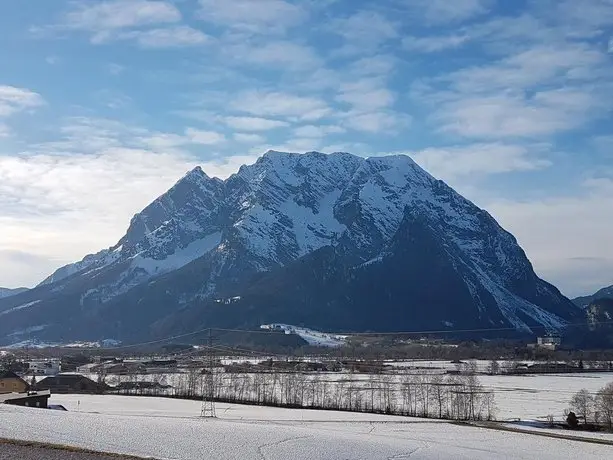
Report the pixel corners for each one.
[0,439,146,460]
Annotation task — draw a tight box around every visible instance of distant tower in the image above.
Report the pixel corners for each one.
[201,328,216,418]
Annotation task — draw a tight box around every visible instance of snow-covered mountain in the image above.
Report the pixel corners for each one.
[0,287,28,299]
[0,151,581,344]
[573,284,613,308]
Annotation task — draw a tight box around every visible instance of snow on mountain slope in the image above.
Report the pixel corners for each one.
[261,323,346,347]
[0,300,40,317]
[2,150,579,343]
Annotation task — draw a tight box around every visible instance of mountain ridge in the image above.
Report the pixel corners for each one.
[0,287,29,300]
[0,151,580,345]
[573,284,613,308]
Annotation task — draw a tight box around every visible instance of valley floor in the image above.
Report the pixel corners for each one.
[1,395,612,459]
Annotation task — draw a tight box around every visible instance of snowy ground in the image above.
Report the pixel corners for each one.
[1,395,612,459]
[79,369,613,422]
[481,372,612,421]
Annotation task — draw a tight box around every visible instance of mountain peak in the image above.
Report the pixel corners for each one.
[181,165,209,181]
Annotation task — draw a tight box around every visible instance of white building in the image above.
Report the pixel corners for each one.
[28,360,60,376]
[536,335,562,350]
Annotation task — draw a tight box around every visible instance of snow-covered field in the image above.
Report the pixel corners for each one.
[84,368,613,422]
[1,395,611,459]
[481,372,612,421]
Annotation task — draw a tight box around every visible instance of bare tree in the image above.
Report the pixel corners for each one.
[569,388,594,424]
[596,382,613,429]
[487,360,500,375]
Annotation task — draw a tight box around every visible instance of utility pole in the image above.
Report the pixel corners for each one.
[201,328,216,418]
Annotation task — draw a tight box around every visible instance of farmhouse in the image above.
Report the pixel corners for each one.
[0,370,29,394]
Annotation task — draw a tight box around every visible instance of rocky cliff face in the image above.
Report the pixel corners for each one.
[0,151,580,344]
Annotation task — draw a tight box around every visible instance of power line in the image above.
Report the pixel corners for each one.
[101,319,613,353]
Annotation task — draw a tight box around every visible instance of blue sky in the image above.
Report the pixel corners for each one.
[0,0,612,296]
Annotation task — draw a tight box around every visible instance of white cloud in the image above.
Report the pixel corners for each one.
[551,0,613,33]
[414,41,612,139]
[401,0,491,24]
[411,143,552,178]
[434,89,608,138]
[0,85,45,117]
[336,78,396,111]
[448,44,608,93]
[250,138,320,154]
[486,178,613,297]
[141,127,226,150]
[294,125,345,138]
[64,0,180,31]
[402,34,469,52]
[233,133,266,144]
[224,116,289,131]
[348,55,396,76]
[0,116,263,286]
[185,128,226,145]
[328,11,398,55]
[197,0,305,34]
[232,90,331,120]
[118,26,211,48]
[341,110,410,134]
[230,41,321,70]
[0,148,196,286]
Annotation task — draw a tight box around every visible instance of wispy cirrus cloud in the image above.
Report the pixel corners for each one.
[399,0,492,24]
[115,26,211,48]
[293,124,345,138]
[412,41,613,139]
[412,143,552,178]
[0,85,45,137]
[39,0,211,49]
[64,0,180,31]
[231,90,331,121]
[328,11,398,55]
[227,40,321,70]
[233,132,266,144]
[0,85,45,117]
[402,34,470,52]
[223,116,289,131]
[197,0,306,34]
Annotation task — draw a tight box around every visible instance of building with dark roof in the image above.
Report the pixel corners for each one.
[0,370,29,394]
[35,374,108,394]
[0,390,50,408]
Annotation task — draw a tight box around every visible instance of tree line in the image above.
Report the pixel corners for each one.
[567,382,613,430]
[110,368,497,421]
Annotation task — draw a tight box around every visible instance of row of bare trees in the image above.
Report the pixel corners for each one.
[568,382,613,429]
[112,370,496,421]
